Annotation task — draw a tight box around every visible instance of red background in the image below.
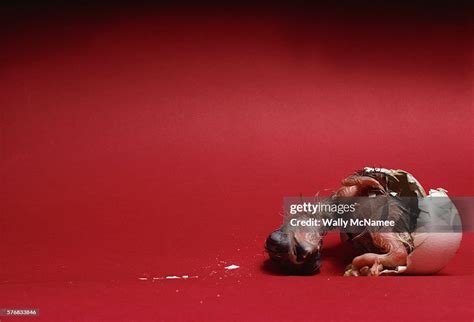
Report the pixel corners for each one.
[1,3,473,321]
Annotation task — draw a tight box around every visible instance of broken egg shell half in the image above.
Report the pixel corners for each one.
[405,232,462,275]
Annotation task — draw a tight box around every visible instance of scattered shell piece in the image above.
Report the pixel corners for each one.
[152,275,198,280]
[225,264,240,270]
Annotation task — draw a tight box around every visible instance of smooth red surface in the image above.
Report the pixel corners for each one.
[1,4,473,321]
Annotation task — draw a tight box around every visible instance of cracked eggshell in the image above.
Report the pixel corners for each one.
[366,169,462,275]
[406,188,462,274]
[405,232,462,274]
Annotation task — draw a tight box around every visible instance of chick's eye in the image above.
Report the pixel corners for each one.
[265,230,290,254]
